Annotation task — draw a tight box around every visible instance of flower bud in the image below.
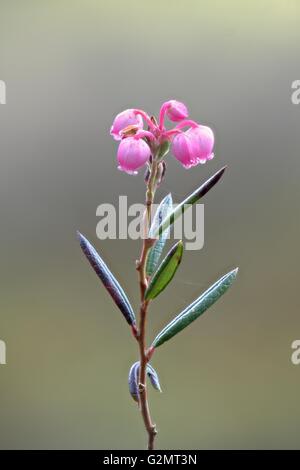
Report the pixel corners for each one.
[165,100,188,122]
[117,136,151,175]
[110,109,143,141]
[186,125,214,163]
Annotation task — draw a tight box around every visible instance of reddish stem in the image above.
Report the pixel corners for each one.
[158,102,171,130]
[134,109,157,132]
[136,160,158,450]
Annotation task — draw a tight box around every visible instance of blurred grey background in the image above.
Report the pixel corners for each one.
[0,0,300,449]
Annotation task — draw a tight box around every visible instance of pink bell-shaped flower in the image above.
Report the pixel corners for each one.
[117,137,151,175]
[171,131,199,169]
[186,125,214,163]
[110,109,143,141]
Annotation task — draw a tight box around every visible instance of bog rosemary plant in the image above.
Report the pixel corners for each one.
[78,100,238,449]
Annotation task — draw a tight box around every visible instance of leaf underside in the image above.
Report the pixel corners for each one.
[77,231,136,327]
[128,362,162,403]
[146,193,173,277]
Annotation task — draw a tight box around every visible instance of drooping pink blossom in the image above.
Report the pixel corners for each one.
[117,136,151,175]
[186,125,214,163]
[110,109,143,141]
[171,131,199,169]
[111,101,215,173]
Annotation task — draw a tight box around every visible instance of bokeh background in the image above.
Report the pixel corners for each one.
[0,0,300,449]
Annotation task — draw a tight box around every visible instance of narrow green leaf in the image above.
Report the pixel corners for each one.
[146,193,173,277]
[145,241,183,301]
[152,166,226,239]
[77,231,136,327]
[151,268,238,348]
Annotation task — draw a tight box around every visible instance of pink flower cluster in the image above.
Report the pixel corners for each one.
[110,100,214,174]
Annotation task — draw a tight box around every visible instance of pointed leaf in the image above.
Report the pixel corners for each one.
[77,232,136,327]
[145,241,183,301]
[147,364,162,392]
[151,268,238,348]
[146,193,173,276]
[152,167,226,239]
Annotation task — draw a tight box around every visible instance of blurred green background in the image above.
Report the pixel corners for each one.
[0,0,300,449]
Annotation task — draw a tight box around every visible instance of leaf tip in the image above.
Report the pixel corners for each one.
[232,267,239,277]
[173,239,183,255]
[214,165,227,181]
[77,230,86,247]
[177,240,184,259]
